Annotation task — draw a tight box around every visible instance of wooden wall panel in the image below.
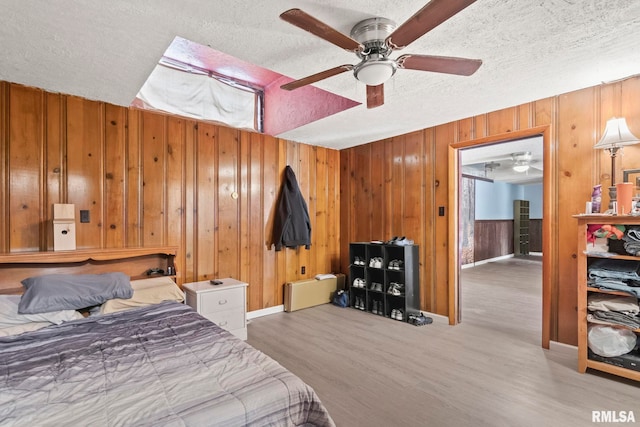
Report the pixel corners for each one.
[262,135,278,308]
[383,139,394,240]
[8,85,42,252]
[196,122,217,279]
[529,219,542,253]
[126,110,142,247]
[44,92,64,251]
[487,108,517,135]
[353,145,372,241]
[402,131,424,243]
[433,123,453,315]
[370,141,385,240]
[315,147,329,274]
[246,132,264,311]
[66,97,104,249]
[473,220,513,262]
[216,126,240,279]
[327,149,340,273]
[140,112,166,247]
[556,87,596,344]
[166,116,185,271]
[182,120,197,282]
[0,82,7,252]
[104,104,126,248]
[339,149,351,275]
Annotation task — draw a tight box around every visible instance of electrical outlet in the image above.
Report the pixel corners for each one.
[438,206,445,216]
[301,266,306,275]
[80,210,90,223]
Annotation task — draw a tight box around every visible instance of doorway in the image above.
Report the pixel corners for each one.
[448,126,552,349]
[458,136,543,343]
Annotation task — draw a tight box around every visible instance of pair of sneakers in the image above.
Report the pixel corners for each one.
[408,312,433,326]
[353,256,366,266]
[388,259,404,270]
[354,296,366,310]
[390,308,404,320]
[371,300,383,315]
[352,278,366,288]
[369,257,383,268]
[370,282,383,292]
[387,282,404,296]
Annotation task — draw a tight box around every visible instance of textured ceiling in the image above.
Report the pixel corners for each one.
[2,1,640,150]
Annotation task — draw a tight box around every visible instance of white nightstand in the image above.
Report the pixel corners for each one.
[183,278,248,340]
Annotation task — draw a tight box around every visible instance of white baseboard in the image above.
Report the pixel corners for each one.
[247,304,284,320]
[462,253,514,269]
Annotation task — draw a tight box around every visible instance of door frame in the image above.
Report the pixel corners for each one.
[448,125,553,349]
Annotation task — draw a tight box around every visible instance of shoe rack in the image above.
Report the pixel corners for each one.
[348,242,420,322]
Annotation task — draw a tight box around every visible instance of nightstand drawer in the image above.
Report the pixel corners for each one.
[202,310,245,331]
[199,287,244,313]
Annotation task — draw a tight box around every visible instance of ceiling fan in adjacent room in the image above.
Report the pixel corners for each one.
[279,0,483,108]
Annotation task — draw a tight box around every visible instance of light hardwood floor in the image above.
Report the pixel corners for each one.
[247,257,639,427]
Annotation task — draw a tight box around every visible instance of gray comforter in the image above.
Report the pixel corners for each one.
[0,302,334,427]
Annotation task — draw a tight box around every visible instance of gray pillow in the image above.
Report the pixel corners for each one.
[19,272,133,314]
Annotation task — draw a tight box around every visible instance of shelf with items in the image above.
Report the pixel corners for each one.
[348,242,419,322]
[575,215,640,382]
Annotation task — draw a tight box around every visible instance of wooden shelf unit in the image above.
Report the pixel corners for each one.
[514,200,530,256]
[575,215,640,381]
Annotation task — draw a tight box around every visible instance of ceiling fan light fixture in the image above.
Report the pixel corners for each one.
[353,58,397,86]
[513,162,530,173]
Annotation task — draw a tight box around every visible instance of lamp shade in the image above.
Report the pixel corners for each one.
[353,58,397,86]
[593,117,640,150]
[513,163,530,173]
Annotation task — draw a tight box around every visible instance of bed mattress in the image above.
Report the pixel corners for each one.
[0,301,334,426]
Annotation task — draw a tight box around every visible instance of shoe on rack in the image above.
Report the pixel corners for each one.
[372,300,378,315]
[390,309,397,319]
[394,309,404,321]
[395,260,403,270]
[388,282,404,296]
[394,237,414,246]
[385,236,398,245]
[388,260,396,270]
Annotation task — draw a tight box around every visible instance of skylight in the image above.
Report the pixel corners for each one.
[131,36,359,136]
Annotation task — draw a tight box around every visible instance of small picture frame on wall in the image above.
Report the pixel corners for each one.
[622,168,640,189]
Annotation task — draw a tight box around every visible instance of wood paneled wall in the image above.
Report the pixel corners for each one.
[0,82,341,312]
[473,220,513,262]
[340,74,640,345]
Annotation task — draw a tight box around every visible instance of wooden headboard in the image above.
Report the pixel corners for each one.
[0,247,178,295]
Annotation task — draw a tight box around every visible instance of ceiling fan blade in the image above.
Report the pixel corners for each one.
[280,65,354,91]
[366,84,384,109]
[280,9,363,52]
[386,0,478,50]
[397,54,482,76]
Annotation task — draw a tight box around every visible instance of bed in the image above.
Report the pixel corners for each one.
[0,248,334,427]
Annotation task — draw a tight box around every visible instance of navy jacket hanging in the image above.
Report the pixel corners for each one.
[273,165,311,251]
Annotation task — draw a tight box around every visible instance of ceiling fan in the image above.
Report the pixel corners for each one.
[279,0,482,109]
